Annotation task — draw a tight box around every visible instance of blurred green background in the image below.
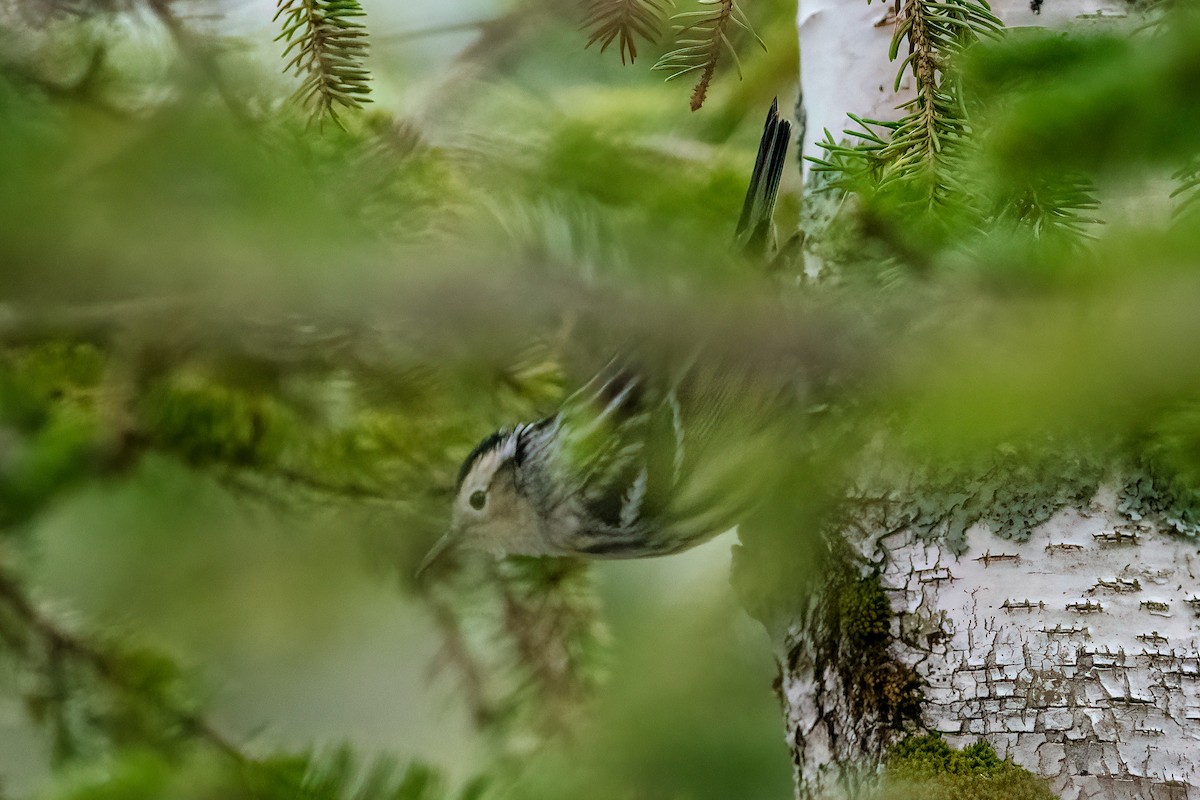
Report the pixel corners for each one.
[0,1,799,798]
[15,458,786,799]
[3,1,1200,798]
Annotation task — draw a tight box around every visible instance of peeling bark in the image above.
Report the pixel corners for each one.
[779,557,922,798]
[779,487,1200,799]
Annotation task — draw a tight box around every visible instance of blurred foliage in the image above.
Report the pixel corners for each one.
[879,734,1056,800]
[964,15,1200,184]
[45,747,487,800]
[0,343,107,527]
[652,0,764,111]
[0,1,798,798]
[1,0,1200,798]
[581,0,669,65]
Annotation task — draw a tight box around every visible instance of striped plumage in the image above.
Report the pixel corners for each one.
[500,366,697,556]
[418,100,792,574]
[430,362,762,570]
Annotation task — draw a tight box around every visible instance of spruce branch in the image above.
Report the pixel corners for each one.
[274,0,372,128]
[581,0,670,65]
[811,0,1001,210]
[652,0,764,111]
[491,557,605,737]
[0,566,246,763]
[806,115,891,193]
[419,557,607,752]
[999,172,1101,240]
[876,0,1002,203]
[424,589,497,729]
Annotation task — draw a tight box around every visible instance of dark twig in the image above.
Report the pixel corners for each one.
[0,566,247,763]
[0,45,129,119]
[423,588,496,728]
[377,18,497,43]
[145,0,254,126]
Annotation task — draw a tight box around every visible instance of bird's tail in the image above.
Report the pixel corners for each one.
[734,98,792,258]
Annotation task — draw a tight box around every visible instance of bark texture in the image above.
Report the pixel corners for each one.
[780,487,1200,799]
[786,4,1184,796]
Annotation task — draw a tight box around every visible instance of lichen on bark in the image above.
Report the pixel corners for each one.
[867,442,1106,555]
[857,435,1200,556]
[770,437,1200,798]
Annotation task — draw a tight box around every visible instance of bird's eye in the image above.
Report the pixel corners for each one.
[469,490,487,510]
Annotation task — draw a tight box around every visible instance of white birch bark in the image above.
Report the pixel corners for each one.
[795,0,1131,172]
[784,4,1200,799]
[780,489,1200,799]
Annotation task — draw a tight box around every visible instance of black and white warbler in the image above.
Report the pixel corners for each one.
[418,101,792,575]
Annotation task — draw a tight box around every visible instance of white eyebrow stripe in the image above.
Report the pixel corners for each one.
[500,426,523,459]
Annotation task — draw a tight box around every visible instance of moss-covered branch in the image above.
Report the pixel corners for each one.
[0,566,244,764]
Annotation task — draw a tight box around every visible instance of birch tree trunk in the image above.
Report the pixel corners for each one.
[782,3,1200,799]
[795,0,1131,169]
[777,486,1200,799]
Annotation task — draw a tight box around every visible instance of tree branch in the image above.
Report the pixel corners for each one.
[0,565,247,763]
[145,0,253,126]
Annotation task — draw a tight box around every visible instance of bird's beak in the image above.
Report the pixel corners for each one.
[415,530,457,580]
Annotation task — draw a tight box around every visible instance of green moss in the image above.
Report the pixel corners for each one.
[0,342,107,525]
[882,734,1058,800]
[838,574,891,646]
[829,568,923,727]
[139,373,296,468]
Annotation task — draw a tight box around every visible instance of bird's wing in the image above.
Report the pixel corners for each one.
[548,363,687,539]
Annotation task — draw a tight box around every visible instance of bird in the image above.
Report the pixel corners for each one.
[418,100,793,576]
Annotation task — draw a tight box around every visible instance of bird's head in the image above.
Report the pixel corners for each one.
[417,428,543,577]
